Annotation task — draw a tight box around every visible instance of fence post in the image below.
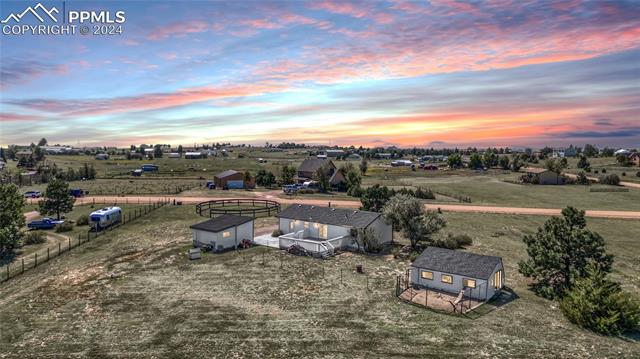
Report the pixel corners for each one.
[35,253,38,267]
[47,248,50,262]
[6,264,9,280]
[340,269,343,285]
[59,242,61,254]
[68,237,71,250]
[22,258,24,273]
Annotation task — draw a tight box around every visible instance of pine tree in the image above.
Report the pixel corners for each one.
[560,265,640,335]
[0,184,25,259]
[39,177,75,220]
[518,207,613,299]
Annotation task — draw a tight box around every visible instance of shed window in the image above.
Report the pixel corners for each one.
[463,278,476,288]
[421,271,433,280]
[441,274,453,284]
[222,231,231,238]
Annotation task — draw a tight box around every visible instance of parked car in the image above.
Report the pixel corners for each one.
[69,189,85,197]
[27,218,64,230]
[23,191,42,198]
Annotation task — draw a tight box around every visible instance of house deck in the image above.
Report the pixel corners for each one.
[399,287,483,314]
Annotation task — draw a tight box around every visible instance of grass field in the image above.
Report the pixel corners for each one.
[562,157,640,183]
[1,204,638,358]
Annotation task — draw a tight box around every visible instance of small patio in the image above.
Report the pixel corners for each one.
[398,287,484,314]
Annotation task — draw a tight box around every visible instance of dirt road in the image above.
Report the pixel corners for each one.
[26,193,640,220]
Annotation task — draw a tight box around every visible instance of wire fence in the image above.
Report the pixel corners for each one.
[0,200,170,284]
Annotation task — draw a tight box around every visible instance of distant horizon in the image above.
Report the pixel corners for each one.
[2,1,640,148]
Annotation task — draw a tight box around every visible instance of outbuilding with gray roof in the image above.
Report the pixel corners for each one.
[410,246,504,301]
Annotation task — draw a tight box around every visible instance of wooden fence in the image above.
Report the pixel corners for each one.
[0,200,169,284]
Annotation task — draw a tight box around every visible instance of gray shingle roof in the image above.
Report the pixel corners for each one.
[277,204,381,228]
[215,169,240,179]
[411,247,502,280]
[190,215,253,233]
[298,158,333,173]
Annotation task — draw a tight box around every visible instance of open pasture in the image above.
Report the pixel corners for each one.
[1,205,638,358]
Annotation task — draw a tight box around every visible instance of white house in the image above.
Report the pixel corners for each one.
[190,215,254,251]
[410,246,504,301]
[277,204,392,257]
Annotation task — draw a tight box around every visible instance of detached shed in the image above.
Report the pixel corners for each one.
[190,215,254,251]
[214,169,248,189]
[410,246,504,301]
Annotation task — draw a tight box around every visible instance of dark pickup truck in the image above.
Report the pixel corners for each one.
[27,218,64,230]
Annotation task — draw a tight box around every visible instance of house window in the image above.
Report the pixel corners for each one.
[289,221,294,232]
[222,231,231,238]
[304,222,309,229]
[441,274,453,284]
[463,278,476,288]
[420,271,433,280]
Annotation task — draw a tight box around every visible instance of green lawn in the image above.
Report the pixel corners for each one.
[363,169,640,210]
[0,205,637,358]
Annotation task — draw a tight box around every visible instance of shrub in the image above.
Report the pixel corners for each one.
[560,266,640,335]
[76,215,89,226]
[594,170,599,174]
[600,174,620,186]
[23,231,46,245]
[414,187,435,200]
[575,171,590,185]
[601,168,607,173]
[621,172,626,177]
[271,229,283,237]
[55,222,73,233]
[637,171,640,178]
[434,233,473,249]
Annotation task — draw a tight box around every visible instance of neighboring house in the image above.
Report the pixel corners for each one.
[410,246,504,301]
[276,204,392,257]
[141,164,159,172]
[95,153,109,160]
[629,152,640,167]
[325,149,345,158]
[43,146,72,154]
[553,147,577,158]
[346,153,362,161]
[522,167,563,185]
[184,151,203,159]
[190,215,254,251]
[614,149,630,156]
[214,169,253,189]
[129,152,143,159]
[168,152,181,158]
[296,158,346,187]
[377,153,392,159]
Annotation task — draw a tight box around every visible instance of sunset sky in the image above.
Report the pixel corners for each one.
[1,0,639,148]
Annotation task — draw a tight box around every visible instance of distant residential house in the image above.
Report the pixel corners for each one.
[214,169,253,189]
[277,204,392,257]
[296,158,345,187]
[614,149,630,156]
[129,152,143,159]
[325,149,345,158]
[190,215,254,251]
[522,167,563,185]
[168,152,181,158]
[43,146,72,154]
[346,153,362,161]
[377,153,392,159]
[184,151,203,159]
[141,164,159,172]
[552,147,577,158]
[410,246,504,301]
[95,153,109,160]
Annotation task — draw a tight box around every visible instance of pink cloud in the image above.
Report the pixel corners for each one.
[0,113,46,122]
[147,20,210,40]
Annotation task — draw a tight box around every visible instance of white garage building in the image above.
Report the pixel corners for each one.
[190,215,254,251]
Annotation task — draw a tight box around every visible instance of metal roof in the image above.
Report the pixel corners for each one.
[189,214,253,233]
[215,169,241,179]
[277,204,381,228]
[411,246,502,280]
